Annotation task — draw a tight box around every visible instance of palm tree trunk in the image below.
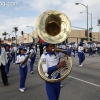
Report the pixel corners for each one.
[5,35,6,40]
[15,32,17,45]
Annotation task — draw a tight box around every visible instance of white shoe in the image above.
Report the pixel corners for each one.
[7,74,9,77]
[60,84,63,88]
[19,88,24,92]
[31,71,33,74]
[23,87,25,90]
[79,65,83,67]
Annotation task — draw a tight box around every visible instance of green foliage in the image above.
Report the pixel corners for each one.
[12,27,18,33]
[2,32,8,40]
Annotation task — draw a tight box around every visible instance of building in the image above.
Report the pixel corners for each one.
[4,29,100,44]
[68,30,100,43]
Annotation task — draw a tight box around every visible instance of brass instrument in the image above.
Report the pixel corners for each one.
[7,52,12,58]
[90,43,96,51]
[20,52,34,66]
[83,42,88,52]
[36,10,72,82]
[30,51,35,58]
[20,53,30,66]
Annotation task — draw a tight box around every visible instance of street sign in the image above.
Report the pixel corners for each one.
[32,36,35,39]
[89,27,93,31]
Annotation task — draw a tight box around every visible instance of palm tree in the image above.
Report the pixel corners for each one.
[2,32,8,40]
[12,27,18,44]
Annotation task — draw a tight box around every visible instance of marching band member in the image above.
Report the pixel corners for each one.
[68,43,73,57]
[88,42,93,56]
[71,42,76,58]
[39,43,43,57]
[16,46,28,92]
[67,44,72,57]
[0,40,9,86]
[11,45,17,64]
[40,42,66,100]
[29,43,36,74]
[20,42,24,46]
[4,44,12,77]
[61,43,66,49]
[97,43,100,55]
[78,42,85,67]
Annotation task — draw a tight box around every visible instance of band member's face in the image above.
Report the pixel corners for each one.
[6,46,9,50]
[46,44,55,53]
[20,49,25,54]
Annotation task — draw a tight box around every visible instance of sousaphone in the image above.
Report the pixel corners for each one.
[36,10,72,82]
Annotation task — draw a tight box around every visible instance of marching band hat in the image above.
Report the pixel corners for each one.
[70,42,75,45]
[42,42,50,47]
[90,42,93,44]
[4,44,10,48]
[28,43,34,47]
[19,46,27,51]
[79,42,84,45]
[20,42,24,45]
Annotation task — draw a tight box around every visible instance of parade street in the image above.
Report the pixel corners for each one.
[0,53,100,100]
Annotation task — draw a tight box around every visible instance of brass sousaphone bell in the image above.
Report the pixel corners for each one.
[36,10,72,82]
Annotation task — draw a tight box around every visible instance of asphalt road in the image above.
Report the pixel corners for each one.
[0,53,100,100]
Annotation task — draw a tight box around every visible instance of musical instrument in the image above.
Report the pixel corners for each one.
[71,42,77,51]
[20,51,35,66]
[82,41,88,53]
[88,42,96,51]
[7,52,12,58]
[36,10,72,82]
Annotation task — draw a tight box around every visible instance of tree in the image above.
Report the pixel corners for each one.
[12,27,18,44]
[2,32,8,40]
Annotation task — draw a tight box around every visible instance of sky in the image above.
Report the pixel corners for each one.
[0,0,100,39]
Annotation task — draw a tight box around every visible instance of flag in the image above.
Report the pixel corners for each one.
[39,38,44,43]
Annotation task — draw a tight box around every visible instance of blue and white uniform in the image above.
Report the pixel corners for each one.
[97,43,100,55]
[11,46,17,64]
[78,43,85,66]
[29,43,36,73]
[67,44,72,56]
[71,43,75,57]
[40,51,64,100]
[88,43,93,56]
[16,48,28,91]
[29,47,36,73]
[4,44,12,76]
[5,49,12,76]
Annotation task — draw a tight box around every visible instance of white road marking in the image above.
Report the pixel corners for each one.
[68,76,100,88]
[34,63,100,88]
